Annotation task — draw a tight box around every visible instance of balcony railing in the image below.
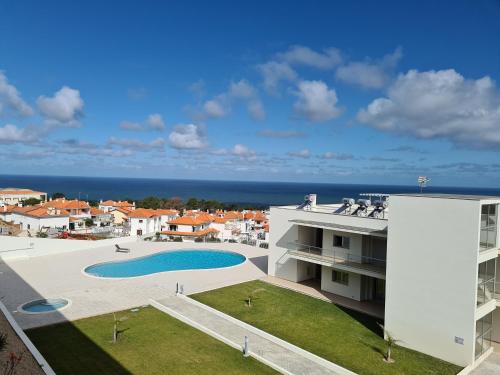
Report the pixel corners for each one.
[287,241,386,275]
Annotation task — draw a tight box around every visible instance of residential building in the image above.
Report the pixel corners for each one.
[268,193,500,368]
[0,188,47,205]
[90,207,113,226]
[111,207,132,225]
[99,200,135,213]
[162,214,217,241]
[128,208,161,236]
[45,198,91,230]
[11,205,69,231]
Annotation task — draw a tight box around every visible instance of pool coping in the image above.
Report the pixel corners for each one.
[80,248,249,280]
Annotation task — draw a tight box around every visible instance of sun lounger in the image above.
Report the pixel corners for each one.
[115,244,130,253]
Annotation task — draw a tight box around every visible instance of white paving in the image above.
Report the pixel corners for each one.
[153,295,350,375]
[0,241,268,329]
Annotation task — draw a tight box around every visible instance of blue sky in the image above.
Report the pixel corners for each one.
[0,0,500,186]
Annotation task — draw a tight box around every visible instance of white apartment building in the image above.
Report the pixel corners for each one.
[268,193,500,368]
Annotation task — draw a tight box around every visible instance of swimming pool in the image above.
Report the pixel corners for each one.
[20,298,70,314]
[84,250,246,278]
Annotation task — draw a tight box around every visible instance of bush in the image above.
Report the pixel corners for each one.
[206,237,221,243]
[173,237,183,242]
[228,239,237,243]
[84,218,94,227]
[194,237,204,243]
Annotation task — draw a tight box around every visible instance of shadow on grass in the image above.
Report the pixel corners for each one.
[0,260,132,375]
[337,305,384,337]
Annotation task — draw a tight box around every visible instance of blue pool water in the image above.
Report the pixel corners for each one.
[21,299,69,313]
[85,250,246,278]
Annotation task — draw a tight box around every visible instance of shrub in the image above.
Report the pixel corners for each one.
[173,237,183,242]
[228,239,237,243]
[194,237,204,243]
[36,231,48,238]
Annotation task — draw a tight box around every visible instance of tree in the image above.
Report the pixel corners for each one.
[112,313,128,344]
[84,218,94,227]
[245,288,266,308]
[378,323,401,363]
[21,198,40,206]
[51,192,65,200]
[185,198,199,210]
[139,196,162,209]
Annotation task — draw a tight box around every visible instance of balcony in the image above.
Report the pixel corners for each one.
[287,241,386,278]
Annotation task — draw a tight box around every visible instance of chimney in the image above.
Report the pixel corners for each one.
[309,194,317,208]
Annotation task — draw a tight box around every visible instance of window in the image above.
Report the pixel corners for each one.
[139,219,143,223]
[332,270,349,285]
[475,313,493,359]
[480,204,497,250]
[477,259,496,307]
[333,235,350,249]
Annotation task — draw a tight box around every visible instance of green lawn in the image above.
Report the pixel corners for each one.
[27,306,276,375]
[192,280,462,375]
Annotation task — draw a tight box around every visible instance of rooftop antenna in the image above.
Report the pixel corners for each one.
[418,176,430,193]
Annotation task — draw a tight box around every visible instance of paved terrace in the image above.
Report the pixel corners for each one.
[0,241,268,329]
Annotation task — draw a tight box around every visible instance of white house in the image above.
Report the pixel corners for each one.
[11,205,69,231]
[162,214,217,241]
[268,193,500,368]
[0,188,47,205]
[99,200,135,213]
[128,208,161,236]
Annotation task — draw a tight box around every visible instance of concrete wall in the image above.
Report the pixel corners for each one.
[0,235,135,261]
[321,266,361,300]
[385,195,482,366]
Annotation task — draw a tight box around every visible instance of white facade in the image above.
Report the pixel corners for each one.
[0,189,47,205]
[12,212,69,231]
[130,216,159,236]
[268,193,500,367]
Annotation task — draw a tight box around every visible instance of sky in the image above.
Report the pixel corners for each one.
[0,0,500,187]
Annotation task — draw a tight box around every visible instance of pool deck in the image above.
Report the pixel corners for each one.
[0,241,269,329]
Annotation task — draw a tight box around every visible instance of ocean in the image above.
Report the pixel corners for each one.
[1,174,500,207]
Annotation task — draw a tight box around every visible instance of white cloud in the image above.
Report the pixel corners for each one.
[320,151,354,160]
[119,121,143,131]
[37,86,84,123]
[257,129,305,138]
[229,80,256,99]
[0,71,33,117]
[169,124,208,150]
[108,136,165,150]
[257,61,297,93]
[336,47,402,89]
[202,80,265,120]
[0,124,37,143]
[287,148,311,158]
[357,69,500,149]
[147,113,165,130]
[277,45,342,69]
[293,80,342,122]
[203,97,227,118]
[247,100,266,121]
[231,144,256,159]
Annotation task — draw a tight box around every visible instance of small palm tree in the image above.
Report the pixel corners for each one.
[378,323,400,363]
[245,288,266,308]
[112,313,129,344]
